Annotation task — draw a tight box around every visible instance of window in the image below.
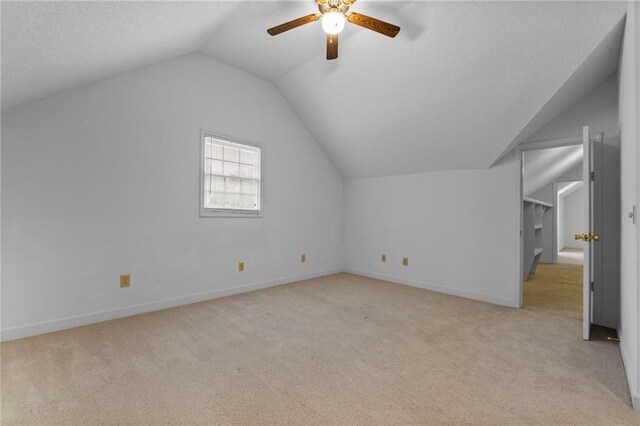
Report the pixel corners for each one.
[200,131,262,217]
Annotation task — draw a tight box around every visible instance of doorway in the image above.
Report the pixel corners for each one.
[520,143,584,321]
[516,130,621,340]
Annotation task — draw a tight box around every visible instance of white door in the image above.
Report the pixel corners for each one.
[581,126,594,341]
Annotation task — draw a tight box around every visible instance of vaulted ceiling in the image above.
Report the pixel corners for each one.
[1,1,238,110]
[1,1,628,178]
[523,145,583,197]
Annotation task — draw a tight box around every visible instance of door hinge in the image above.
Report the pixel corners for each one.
[590,171,595,181]
[590,282,595,291]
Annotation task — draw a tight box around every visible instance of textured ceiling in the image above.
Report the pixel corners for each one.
[524,74,619,144]
[0,0,405,109]
[200,1,401,82]
[276,1,626,177]
[523,145,583,197]
[0,1,237,110]
[496,17,624,160]
[1,1,628,178]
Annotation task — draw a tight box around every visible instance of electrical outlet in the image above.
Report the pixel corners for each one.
[381,254,386,262]
[301,254,306,263]
[238,262,245,272]
[402,257,409,267]
[120,274,130,288]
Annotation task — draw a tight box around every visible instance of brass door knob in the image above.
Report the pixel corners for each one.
[574,233,600,242]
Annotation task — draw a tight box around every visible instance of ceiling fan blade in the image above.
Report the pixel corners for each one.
[347,12,400,38]
[267,14,320,36]
[327,33,338,60]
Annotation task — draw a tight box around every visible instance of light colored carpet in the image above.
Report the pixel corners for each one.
[558,248,584,265]
[2,273,638,425]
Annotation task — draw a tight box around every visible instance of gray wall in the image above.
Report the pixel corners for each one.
[618,1,640,408]
[529,184,554,262]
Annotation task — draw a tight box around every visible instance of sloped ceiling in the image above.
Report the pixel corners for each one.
[275,1,626,177]
[1,1,628,178]
[0,1,238,110]
[520,68,617,197]
[497,17,624,160]
[524,74,619,144]
[523,145,583,197]
[199,1,402,82]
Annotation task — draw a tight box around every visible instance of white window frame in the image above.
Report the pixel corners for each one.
[199,129,263,218]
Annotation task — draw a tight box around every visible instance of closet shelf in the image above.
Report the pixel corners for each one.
[523,197,553,280]
[523,197,553,208]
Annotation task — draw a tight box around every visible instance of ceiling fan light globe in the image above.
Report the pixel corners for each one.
[321,11,346,35]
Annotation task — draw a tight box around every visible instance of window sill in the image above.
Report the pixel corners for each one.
[200,210,263,218]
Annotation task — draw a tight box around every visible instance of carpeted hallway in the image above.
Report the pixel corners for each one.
[2,273,638,424]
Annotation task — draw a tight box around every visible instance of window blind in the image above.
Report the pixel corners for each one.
[203,136,261,212]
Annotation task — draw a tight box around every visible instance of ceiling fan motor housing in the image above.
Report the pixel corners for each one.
[318,0,352,16]
[267,0,401,60]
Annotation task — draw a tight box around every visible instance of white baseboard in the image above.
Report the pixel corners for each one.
[345,268,516,307]
[618,337,640,411]
[633,394,640,412]
[1,268,344,342]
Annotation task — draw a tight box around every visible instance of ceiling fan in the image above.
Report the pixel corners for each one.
[267,0,400,60]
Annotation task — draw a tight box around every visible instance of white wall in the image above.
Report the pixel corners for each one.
[561,186,584,250]
[636,0,640,410]
[1,53,344,340]
[558,188,565,251]
[344,155,519,307]
[618,1,640,410]
[0,82,2,338]
[556,181,581,253]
